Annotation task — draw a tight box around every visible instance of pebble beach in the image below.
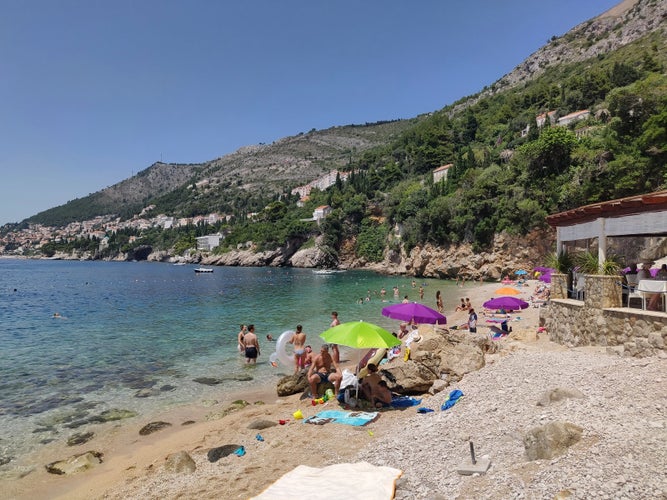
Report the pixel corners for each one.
[5,281,666,500]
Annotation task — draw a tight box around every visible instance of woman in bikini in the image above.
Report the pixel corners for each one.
[289,324,307,374]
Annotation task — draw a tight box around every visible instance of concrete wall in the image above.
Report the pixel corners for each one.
[542,273,667,357]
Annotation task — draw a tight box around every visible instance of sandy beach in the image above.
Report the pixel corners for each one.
[5,280,666,499]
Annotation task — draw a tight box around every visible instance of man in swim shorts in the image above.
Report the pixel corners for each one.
[307,344,342,398]
[289,324,307,374]
[243,324,260,364]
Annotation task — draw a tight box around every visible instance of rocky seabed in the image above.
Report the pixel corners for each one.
[358,346,667,499]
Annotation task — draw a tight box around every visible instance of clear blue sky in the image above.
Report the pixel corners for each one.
[0,0,621,226]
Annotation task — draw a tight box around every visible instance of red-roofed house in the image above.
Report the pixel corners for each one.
[433,164,453,183]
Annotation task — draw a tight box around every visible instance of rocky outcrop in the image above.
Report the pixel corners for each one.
[289,236,329,268]
[360,229,553,280]
[381,330,495,394]
[276,372,310,397]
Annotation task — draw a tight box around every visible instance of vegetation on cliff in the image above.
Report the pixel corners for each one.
[9,1,667,265]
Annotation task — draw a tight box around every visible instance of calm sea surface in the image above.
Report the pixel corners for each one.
[0,259,473,470]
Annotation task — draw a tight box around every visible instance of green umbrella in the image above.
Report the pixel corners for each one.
[319,321,401,401]
[319,321,401,349]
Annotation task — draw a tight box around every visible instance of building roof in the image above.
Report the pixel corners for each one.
[433,164,453,172]
[546,190,667,227]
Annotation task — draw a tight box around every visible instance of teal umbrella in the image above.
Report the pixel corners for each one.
[319,321,401,349]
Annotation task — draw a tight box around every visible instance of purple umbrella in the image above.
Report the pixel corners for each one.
[381,302,447,325]
[482,296,529,310]
[539,272,552,284]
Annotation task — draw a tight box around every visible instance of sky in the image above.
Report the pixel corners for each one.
[0,0,622,226]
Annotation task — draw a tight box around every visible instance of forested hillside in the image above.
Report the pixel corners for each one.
[6,0,666,267]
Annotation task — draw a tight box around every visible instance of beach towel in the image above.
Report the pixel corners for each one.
[441,389,464,411]
[390,396,422,408]
[251,462,402,500]
[304,410,378,426]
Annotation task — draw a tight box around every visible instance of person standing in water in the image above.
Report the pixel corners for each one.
[330,311,341,364]
[237,324,247,354]
[243,324,260,364]
[289,324,307,374]
[436,290,444,313]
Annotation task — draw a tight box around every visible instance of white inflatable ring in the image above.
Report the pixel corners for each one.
[275,330,295,367]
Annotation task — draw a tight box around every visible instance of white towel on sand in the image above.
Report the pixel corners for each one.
[251,462,402,500]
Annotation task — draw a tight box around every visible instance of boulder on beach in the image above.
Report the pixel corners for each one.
[523,421,583,460]
[164,451,196,473]
[139,421,172,436]
[45,450,103,475]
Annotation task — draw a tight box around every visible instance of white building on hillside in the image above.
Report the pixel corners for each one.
[196,233,222,251]
[313,205,332,224]
[433,164,453,183]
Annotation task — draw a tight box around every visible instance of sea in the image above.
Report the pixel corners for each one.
[0,258,472,472]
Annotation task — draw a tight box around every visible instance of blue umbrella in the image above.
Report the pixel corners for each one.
[515,269,528,275]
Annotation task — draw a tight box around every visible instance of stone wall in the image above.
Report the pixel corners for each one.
[542,274,667,357]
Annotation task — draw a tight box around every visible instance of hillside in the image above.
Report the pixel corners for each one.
[3,0,666,275]
[24,119,420,226]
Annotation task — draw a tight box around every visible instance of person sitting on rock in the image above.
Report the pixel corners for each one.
[307,344,342,398]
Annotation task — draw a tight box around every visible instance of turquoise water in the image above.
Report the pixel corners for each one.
[0,259,472,469]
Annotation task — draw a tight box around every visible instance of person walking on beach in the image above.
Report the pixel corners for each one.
[243,324,260,364]
[468,308,478,333]
[308,344,342,397]
[436,290,444,313]
[237,324,247,354]
[330,311,341,364]
[289,324,307,374]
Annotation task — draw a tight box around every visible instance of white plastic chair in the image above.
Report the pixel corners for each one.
[625,273,642,307]
[637,280,667,311]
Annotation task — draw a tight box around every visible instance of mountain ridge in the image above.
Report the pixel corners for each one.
[12,0,667,229]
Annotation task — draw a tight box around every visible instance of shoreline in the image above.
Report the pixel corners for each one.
[6,280,545,499]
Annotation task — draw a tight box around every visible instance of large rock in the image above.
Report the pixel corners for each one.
[380,331,488,394]
[523,421,583,460]
[207,444,242,463]
[164,451,196,473]
[45,451,103,475]
[289,245,327,268]
[139,421,172,436]
[381,354,441,394]
[276,372,309,397]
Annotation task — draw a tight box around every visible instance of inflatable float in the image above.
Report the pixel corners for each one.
[270,330,295,368]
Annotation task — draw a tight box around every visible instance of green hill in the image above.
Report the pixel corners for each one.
[10,0,667,264]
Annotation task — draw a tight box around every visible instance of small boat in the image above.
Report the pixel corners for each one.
[194,267,214,273]
[313,269,337,275]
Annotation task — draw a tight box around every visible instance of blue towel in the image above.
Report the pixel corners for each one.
[304,410,379,426]
[441,389,464,411]
[391,396,422,407]
[417,407,434,413]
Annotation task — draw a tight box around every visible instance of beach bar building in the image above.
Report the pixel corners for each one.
[542,190,667,356]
